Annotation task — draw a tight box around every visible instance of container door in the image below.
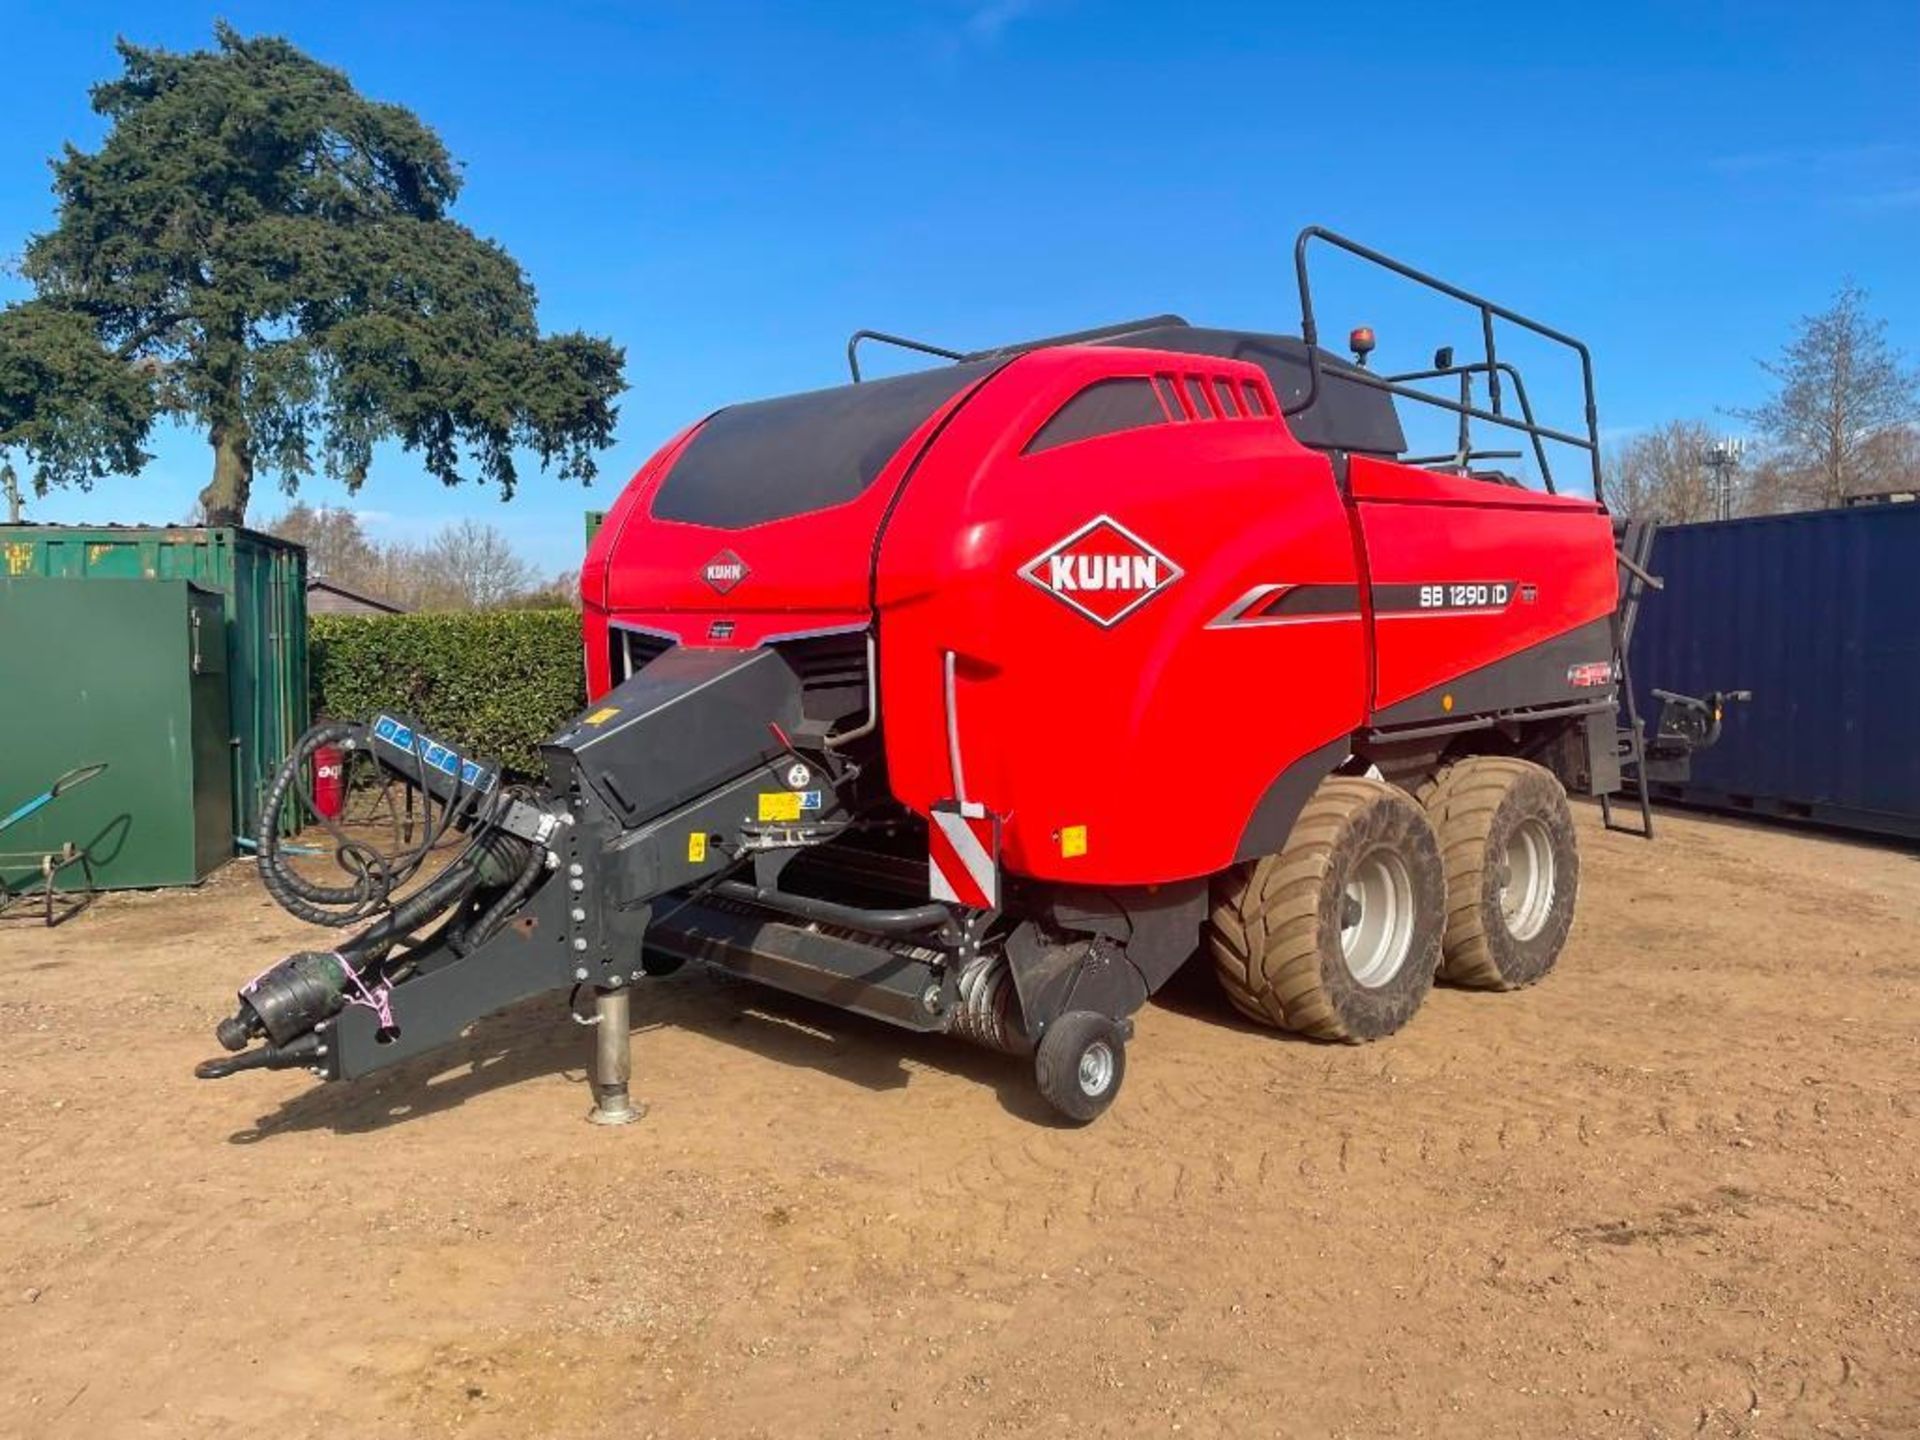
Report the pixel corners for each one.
[188,585,235,878]
[0,579,213,889]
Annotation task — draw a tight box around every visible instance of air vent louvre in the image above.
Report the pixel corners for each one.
[610,626,675,682]
[770,630,871,727]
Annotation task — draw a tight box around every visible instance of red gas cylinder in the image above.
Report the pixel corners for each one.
[311,744,346,820]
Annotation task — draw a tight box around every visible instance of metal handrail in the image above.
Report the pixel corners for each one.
[1287,226,1605,505]
[1383,359,1556,490]
[845,330,966,384]
[846,315,1190,383]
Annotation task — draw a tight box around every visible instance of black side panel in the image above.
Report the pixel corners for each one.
[1024,377,1168,454]
[1034,881,1209,996]
[1370,615,1618,730]
[545,646,803,827]
[1234,734,1353,862]
[650,362,998,529]
[1005,924,1146,1034]
[1538,707,1623,798]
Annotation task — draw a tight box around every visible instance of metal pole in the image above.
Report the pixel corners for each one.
[1701,439,1744,522]
[586,984,643,1125]
[2,462,21,525]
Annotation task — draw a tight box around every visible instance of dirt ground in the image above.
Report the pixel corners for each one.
[3,805,1918,1440]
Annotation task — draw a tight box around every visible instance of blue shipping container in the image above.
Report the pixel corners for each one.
[1628,503,1920,840]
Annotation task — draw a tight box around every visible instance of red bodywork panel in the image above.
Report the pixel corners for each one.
[579,379,989,693]
[1348,457,1615,711]
[584,346,1618,887]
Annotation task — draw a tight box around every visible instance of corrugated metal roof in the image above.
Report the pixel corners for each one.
[306,576,407,614]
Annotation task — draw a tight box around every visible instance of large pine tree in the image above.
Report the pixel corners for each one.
[2,24,625,523]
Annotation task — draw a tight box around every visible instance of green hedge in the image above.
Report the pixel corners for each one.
[310,610,586,776]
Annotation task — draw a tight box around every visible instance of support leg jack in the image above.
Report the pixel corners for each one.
[586,985,644,1126]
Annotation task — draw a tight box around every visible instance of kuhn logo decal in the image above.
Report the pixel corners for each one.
[1019,515,1183,627]
[702,549,749,595]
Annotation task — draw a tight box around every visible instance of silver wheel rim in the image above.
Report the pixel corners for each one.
[1340,847,1416,988]
[1501,818,1556,941]
[1078,1040,1115,1097]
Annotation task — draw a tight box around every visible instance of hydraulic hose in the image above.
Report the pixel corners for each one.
[338,846,487,967]
[255,720,498,929]
[213,829,532,1057]
[452,829,549,955]
[209,719,545,1074]
[256,722,392,924]
[347,826,532,965]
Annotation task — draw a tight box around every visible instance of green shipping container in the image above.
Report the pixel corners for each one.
[0,579,234,888]
[0,524,308,844]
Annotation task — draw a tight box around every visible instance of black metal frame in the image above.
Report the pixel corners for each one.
[846,231,1606,500]
[845,316,1189,384]
[1287,226,1604,502]
[0,763,109,928]
[1602,517,1661,838]
[0,843,98,928]
[1380,360,1552,484]
[1365,695,1615,746]
[711,878,956,938]
[845,330,966,384]
[645,897,955,1034]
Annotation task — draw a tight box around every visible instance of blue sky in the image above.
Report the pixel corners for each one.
[3,0,1917,573]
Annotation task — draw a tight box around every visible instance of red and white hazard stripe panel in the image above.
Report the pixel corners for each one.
[929,800,999,910]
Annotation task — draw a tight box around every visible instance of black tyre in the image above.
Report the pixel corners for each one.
[1207,776,1445,1042]
[1417,757,1578,990]
[1034,1011,1127,1124]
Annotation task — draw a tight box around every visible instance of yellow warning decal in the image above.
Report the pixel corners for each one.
[687,832,708,863]
[583,706,621,725]
[1060,825,1088,859]
[757,791,802,823]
